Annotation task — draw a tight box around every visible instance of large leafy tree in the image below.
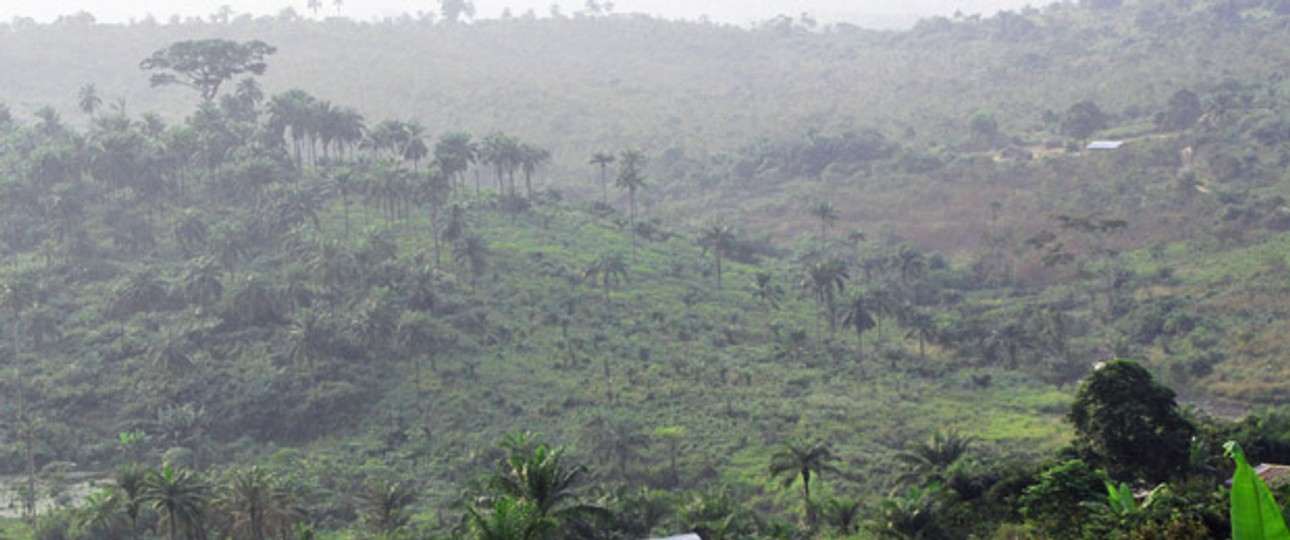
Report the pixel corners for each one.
[140,39,277,102]
[768,439,838,528]
[1068,359,1194,483]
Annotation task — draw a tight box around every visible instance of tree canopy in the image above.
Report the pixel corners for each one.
[140,39,277,102]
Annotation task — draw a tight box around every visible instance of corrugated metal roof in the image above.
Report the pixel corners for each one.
[1086,141,1125,150]
[646,534,702,540]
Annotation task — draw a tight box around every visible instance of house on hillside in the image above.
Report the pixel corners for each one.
[646,534,702,540]
[1086,140,1125,150]
[1225,463,1290,488]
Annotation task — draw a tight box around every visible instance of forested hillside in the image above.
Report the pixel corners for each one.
[3,0,1290,539]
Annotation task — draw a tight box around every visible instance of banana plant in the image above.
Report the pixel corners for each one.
[1226,441,1290,540]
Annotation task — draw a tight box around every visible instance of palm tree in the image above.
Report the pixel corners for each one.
[74,489,129,538]
[768,439,838,528]
[77,84,103,116]
[582,415,649,481]
[172,208,209,258]
[436,132,477,192]
[902,308,938,362]
[615,148,647,246]
[809,200,838,238]
[842,293,876,362]
[453,233,490,281]
[518,142,550,200]
[115,463,149,539]
[583,253,628,304]
[360,478,416,536]
[589,151,616,204]
[469,497,556,540]
[820,497,862,537]
[801,259,848,334]
[396,311,450,411]
[895,430,975,487]
[220,466,301,540]
[872,485,945,540]
[286,308,334,374]
[487,443,611,533]
[748,271,784,311]
[891,243,927,286]
[234,78,264,110]
[142,465,210,540]
[697,222,737,290]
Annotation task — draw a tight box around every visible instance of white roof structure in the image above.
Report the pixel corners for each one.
[1086,140,1125,150]
[647,535,702,540]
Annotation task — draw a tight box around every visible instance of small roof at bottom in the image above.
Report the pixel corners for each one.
[646,534,702,540]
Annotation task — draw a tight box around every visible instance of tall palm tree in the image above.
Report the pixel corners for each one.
[436,132,477,192]
[234,78,264,110]
[518,142,550,200]
[589,151,615,204]
[78,84,103,116]
[891,243,927,286]
[902,308,938,362]
[583,253,628,304]
[142,465,210,540]
[748,271,784,311]
[809,200,838,238]
[615,148,647,246]
[453,233,490,281]
[360,478,416,536]
[801,259,849,334]
[115,463,149,539]
[768,439,839,528]
[697,222,737,290]
[842,293,876,362]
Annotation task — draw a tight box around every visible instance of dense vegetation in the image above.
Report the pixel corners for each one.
[4,0,1290,538]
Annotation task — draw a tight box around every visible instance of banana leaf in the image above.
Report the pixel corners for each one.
[1226,441,1290,540]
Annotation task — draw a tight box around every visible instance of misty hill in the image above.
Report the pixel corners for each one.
[3,0,1290,537]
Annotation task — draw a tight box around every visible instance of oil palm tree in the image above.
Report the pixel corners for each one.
[895,429,975,487]
[469,497,555,540]
[583,253,628,305]
[220,466,301,540]
[142,465,210,540]
[842,293,876,362]
[615,148,647,246]
[748,271,784,311]
[74,489,129,538]
[518,142,550,200]
[115,463,149,539]
[487,444,611,534]
[78,83,103,116]
[589,151,615,204]
[360,478,416,536]
[809,200,838,238]
[801,259,848,334]
[697,222,737,290]
[768,439,838,528]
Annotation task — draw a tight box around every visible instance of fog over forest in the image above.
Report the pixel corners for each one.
[5,0,1044,27]
[3,0,1290,539]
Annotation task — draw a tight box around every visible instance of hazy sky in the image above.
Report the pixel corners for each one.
[2,0,1050,28]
